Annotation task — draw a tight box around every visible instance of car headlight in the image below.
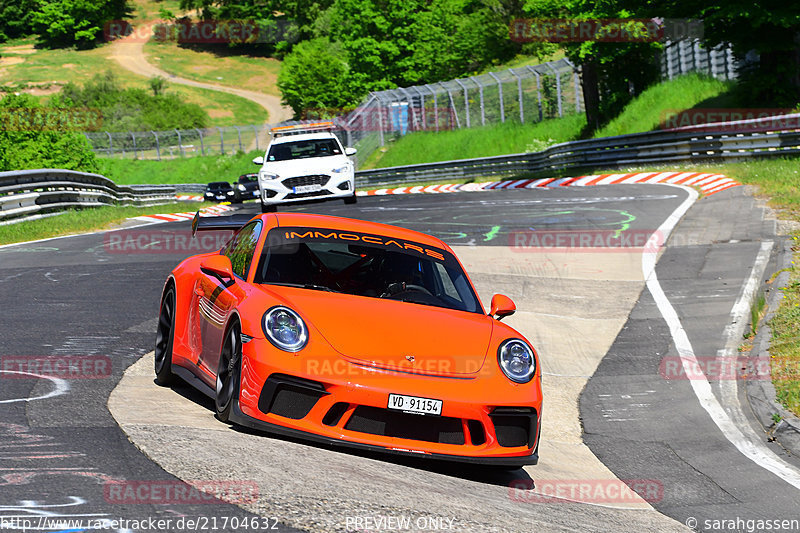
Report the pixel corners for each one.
[331,165,350,174]
[497,339,536,383]
[262,306,308,352]
[237,184,246,191]
[260,172,279,181]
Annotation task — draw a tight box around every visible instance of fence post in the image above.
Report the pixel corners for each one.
[726,47,736,80]
[439,82,450,129]
[509,69,524,123]
[563,58,581,114]
[253,125,260,151]
[195,128,205,155]
[377,96,385,146]
[488,72,505,123]
[152,131,160,160]
[546,63,563,117]
[454,79,470,128]
[174,129,184,157]
[525,66,543,122]
[217,127,224,155]
[105,132,113,157]
[425,84,439,131]
[470,76,486,126]
[131,131,138,159]
[409,87,424,130]
[234,126,243,152]
[446,88,461,129]
[398,88,418,131]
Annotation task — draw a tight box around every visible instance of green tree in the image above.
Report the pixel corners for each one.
[0,0,38,41]
[524,0,662,132]
[648,0,800,106]
[0,94,99,172]
[277,37,366,118]
[61,71,209,131]
[31,0,132,48]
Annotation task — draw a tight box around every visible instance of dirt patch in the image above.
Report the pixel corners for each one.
[246,74,278,87]
[62,63,77,69]
[190,65,215,74]
[25,85,62,96]
[208,109,233,119]
[2,44,36,55]
[0,56,25,67]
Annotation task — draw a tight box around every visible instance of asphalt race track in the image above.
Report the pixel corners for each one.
[2,184,799,532]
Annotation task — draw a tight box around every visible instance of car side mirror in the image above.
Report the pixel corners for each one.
[345,147,357,156]
[490,294,516,320]
[252,156,264,165]
[200,255,234,284]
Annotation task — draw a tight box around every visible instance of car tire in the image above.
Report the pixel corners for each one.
[344,194,357,205]
[215,318,242,423]
[261,203,277,213]
[154,286,176,386]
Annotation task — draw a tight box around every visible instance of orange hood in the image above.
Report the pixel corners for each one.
[260,286,493,376]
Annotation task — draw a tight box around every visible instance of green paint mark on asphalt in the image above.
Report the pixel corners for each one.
[484,226,501,242]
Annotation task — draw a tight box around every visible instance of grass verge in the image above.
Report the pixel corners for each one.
[364,74,737,169]
[768,253,800,417]
[0,203,211,246]
[0,39,266,126]
[145,40,281,96]
[98,152,261,185]
[594,74,736,138]
[364,115,586,169]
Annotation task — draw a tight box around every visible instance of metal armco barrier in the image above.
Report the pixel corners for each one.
[0,169,176,224]
[353,126,800,188]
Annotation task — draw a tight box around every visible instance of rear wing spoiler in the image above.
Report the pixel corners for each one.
[191,212,257,237]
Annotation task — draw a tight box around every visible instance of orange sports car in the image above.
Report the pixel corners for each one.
[155,212,542,465]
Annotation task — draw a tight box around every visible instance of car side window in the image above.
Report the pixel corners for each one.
[224,221,262,280]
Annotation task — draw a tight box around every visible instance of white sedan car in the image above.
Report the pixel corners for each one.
[253,124,357,213]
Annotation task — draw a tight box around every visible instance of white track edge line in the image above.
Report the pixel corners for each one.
[644,185,800,490]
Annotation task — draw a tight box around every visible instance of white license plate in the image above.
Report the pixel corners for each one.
[293,184,323,194]
[387,394,442,416]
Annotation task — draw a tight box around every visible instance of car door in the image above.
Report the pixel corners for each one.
[196,221,262,383]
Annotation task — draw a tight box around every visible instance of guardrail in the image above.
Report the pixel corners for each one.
[0,169,177,225]
[353,125,800,188]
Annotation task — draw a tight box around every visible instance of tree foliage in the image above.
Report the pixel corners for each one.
[648,0,800,106]
[61,71,209,131]
[0,0,131,47]
[277,38,366,119]
[523,0,661,132]
[0,0,39,42]
[0,94,99,173]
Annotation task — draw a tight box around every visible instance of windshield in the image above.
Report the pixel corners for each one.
[254,227,482,313]
[267,139,342,161]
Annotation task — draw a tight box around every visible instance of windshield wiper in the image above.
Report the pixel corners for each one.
[267,282,341,293]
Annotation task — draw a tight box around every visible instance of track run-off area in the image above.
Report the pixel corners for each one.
[1,182,799,532]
